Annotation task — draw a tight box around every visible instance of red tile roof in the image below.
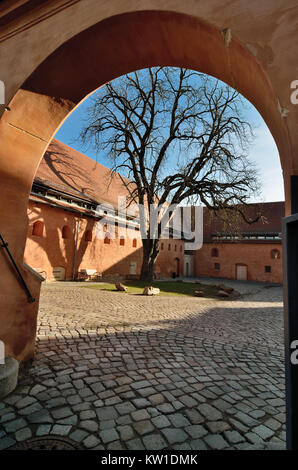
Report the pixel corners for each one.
[35,139,133,209]
[35,139,284,238]
[202,201,284,241]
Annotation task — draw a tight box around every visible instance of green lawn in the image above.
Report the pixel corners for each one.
[82,280,237,298]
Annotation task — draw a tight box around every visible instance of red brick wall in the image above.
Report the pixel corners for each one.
[155,239,184,278]
[194,242,282,284]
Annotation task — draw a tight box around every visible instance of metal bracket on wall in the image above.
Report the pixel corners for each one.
[0,232,35,303]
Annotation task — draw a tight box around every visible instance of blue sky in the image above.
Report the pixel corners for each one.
[55,76,285,204]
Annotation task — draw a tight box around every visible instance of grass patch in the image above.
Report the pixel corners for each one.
[81,280,236,298]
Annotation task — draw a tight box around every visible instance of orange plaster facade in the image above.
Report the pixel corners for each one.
[24,201,185,281]
[195,243,282,284]
[24,202,143,281]
[23,139,185,282]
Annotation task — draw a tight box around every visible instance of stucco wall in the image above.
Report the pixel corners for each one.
[24,201,185,280]
[194,243,282,284]
[155,239,184,278]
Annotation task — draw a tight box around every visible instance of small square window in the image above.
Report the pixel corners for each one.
[265,265,271,273]
[214,263,220,270]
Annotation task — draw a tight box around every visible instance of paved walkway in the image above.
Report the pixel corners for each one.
[0,280,286,450]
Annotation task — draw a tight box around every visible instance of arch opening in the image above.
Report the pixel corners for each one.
[0,3,292,450]
[32,221,44,238]
[0,8,288,365]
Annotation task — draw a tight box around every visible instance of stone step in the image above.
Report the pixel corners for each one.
[0,357,19,399]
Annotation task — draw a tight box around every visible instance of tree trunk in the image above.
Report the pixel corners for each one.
[140,238,159,282]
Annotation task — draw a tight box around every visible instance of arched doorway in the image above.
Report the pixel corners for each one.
[0,6,291,365]
[184,254,193,278]
[0,2,297,450]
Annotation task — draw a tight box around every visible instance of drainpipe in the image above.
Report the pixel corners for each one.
[72,214,82,280]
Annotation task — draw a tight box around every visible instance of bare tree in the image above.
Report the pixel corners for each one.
[79,67,260,281]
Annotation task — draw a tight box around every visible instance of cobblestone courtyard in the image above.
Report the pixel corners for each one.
[0,280,286,450]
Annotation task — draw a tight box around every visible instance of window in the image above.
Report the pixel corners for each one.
[32,221,44,237]
[62,225,72,239]
[120,236,125,246]
[175,245,177,252]
[104,233,110,245]
[211,248,219,257]
[271,249,280,259]
[132,238,137,248]
[214,263,220,270]
[180,245,182,252]
[103,223,108,232]
[168,244,171,251]
[84,230,92,242]
[161,242,164,250]
[265,265,271,273]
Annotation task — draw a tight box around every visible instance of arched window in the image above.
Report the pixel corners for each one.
[85,230,92,242]
[174,245,177,252]
[211,247,219,257]
[161,242,164,250]
[120,236,125,246]
[132,238,137,248]
[168,244,171,251]
[32,221,44,237]
[271,249,280,259]
[104,233,110,244]
[62,225,72,239]
[103,223,108,232]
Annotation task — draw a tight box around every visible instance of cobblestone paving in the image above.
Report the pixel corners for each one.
[0,281,286,450]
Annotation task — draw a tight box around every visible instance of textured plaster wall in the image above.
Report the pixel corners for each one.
[24,201,185,281]
[195,243,283,284]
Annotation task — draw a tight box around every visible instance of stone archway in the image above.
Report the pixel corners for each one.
[0,6,293,365]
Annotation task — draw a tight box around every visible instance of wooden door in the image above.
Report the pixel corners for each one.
[236,265,247,281]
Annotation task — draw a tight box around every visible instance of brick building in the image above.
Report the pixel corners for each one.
[24,139,184,281]
[24,139,284,284]
[194,202,284,284]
